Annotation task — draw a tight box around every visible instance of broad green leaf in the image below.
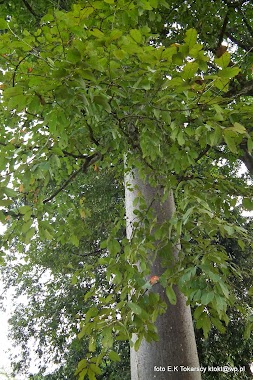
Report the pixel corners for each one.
[78,369,88,380]
[194,305,205,319]
[113,49,127,60]
[181,62,199,80]
[44,229,54,240]
[0,199,12,207]
[218,67,240,79]
[238,239,245,250]
[128,302,146,316]
[21,220,33,234]
[247,137,253,153]
[201,291,214,305]
[214,52,231,68]
[223,130,238,153]
[4,86,24,98]
[109,351,121,362]
[0,18,8,29]
[166,285,177,305]
[134,336,143,351]
[130,29,142,43]
[89,336,96,352]
[223,225,234,236]
[4,187,18,197]
[244,322,253,340]
[19,205,32,214]
[66,48,81,63]
[93,95,111,113]
[25,227,36,244]
[208,126,222,146]
[242,198,253,210]
[211,317,226,333]
[90,28,104,38]
[218,281,229,298]
[108,239,121,255]
[184,28,197,49]
[231,122,246,134]
[89,364,102,375]
[110,29,122,40]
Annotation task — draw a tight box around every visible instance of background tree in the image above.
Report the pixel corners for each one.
[0,1,253,379]
[1,169,130,379]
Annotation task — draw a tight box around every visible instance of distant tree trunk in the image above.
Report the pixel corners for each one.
[125,168,201,380]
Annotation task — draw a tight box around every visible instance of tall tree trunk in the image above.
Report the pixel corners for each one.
[125,168,201,380]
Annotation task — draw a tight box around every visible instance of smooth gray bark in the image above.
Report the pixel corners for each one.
[125,168,201,380]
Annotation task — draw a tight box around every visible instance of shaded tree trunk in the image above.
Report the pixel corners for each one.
[125,168,201,380]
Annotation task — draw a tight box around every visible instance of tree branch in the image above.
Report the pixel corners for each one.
[239,143,253,176]
[225,30,252,51]
[21,0,39,19]
[43,152,101,204]
[12,55,31,87]
[226,79,253,98]
[217,11,230,48]
[238,8,253,37]
[196,145,211,162]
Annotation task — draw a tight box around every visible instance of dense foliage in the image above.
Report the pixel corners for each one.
[0,0,253,378]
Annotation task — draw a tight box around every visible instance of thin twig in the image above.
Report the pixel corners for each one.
[21,0,39,19]
[42,152,101,204]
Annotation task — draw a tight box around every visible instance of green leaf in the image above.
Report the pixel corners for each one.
[25,227,36,244]
[113,49,127,60]
[108,239,121,255]
[130,29,142,43]
[244,322,253,340]
[238,239,245,250]
[201,291,214,305]
[89,364,102,375]
[89,336,96,352]
[19,205,32,214]
[214,52,231,69]
[109,350,121,362]
[226,122,246,134]
[198,313,211,338]
[66,48,81,63]
[208,126,222,146]
[70,234,79,246]
[194,305,205,319]
[223,225,234,236]
[242,198,253,210]
[21,220,33,234]
[211,317,226,333]
[4,187,18,197]
[0,18,8,29]
[184,28,198,49]
[93,95,111,113]
[87,368,97,380]
[44,229,54,240]
[128,302,147,317]
[182,62,199,80]
[134,336,143,351]
[218,67,240,79]
[218,281,229,298]
[223,130,238,153]
[166,285,177,305]
[90,28,104,38]
[247,137,253,153]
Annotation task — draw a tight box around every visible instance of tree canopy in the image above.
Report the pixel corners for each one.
[0,0,253,379]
